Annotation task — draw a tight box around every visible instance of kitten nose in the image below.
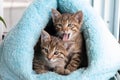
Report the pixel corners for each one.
[47,57,50,60]
[63,29,68,33]
[47,56,51,60]
[63,27,68,32]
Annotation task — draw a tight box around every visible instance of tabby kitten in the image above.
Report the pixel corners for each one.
[52,9,87,74]
[33,30,70,74]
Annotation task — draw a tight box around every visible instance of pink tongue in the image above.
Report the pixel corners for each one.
[63,34,69,41]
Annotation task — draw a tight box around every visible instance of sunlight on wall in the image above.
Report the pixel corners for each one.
[3,0,33,32]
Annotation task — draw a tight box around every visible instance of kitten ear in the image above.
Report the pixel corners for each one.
[73,11,83,25]
[41,30,51,42]
[52,9,61,23]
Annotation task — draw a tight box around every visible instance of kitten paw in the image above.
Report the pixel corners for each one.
[54,67,71,75]
[35,70,47,74]
[64,69,71,75]
[54,67,65,75]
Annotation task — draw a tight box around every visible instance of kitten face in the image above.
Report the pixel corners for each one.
[41,30,68,67]
[52,9,83,41]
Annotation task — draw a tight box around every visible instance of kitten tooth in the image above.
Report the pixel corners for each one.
[68,33,70,39]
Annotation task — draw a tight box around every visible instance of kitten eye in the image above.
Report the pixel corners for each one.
[56,24,62,27]
[54,51,59,55]
[68,24,73,27]
[42,48,48,53]
[45,49,48,53]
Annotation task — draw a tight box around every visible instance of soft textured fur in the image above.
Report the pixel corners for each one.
[52,9,88,74]
[33,30,70,74]
[0,0,120,80]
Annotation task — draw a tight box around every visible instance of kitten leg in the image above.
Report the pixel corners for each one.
[33,65,48,74]
[66,52,82,73]
[33,59,48,74]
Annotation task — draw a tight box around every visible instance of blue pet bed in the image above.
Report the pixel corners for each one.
[0,0,120,80]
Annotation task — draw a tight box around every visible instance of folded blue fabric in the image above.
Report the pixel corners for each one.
[0,0,120,80]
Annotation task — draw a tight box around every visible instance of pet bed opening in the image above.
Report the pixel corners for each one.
[33,14,88,75]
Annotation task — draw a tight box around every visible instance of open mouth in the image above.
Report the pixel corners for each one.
[62,33,70,41]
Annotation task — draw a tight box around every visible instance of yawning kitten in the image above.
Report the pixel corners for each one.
[52,9,88,74]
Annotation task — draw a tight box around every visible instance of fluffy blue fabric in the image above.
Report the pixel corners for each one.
[0,0,120,80]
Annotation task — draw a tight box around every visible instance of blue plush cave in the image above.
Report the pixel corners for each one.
[0,0,120,80]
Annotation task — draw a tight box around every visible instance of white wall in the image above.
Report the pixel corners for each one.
[88,0,120,40]
[3,0,33,32]
[4,0,31,2]
[0,0,3,42]
[2,0,120,40]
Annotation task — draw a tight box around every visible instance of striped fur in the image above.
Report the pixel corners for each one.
[52,9,88,74]
[33,30,69,74]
